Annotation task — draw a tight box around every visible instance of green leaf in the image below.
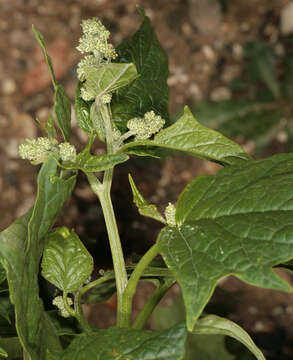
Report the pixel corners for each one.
[158,153,293,331]
[75,81,93,135]
[0,157,76,359]
[32,25,57,89]
[42,227,93,293]
[112,8,170,131]
[193,100,282,154]
[54,85,71,141]
[90,101,105,141]
[121,107,250,165]
[244,41,280,99]
[46,114,57,140]
[0,294,13,323]
[86,279,116,304]
[82,63,138,100]
[128,174,166,223]
[193,315,265,360]
[0,338,22,359]
[60,322,187,360]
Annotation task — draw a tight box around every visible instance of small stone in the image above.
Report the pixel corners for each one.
[189,0,222,35]
[2,78,16,95]
[189,83,203,102]
[275,43,285,57]
[232,43,243,60]
[281,2,293,35]
[210,87,232,101]
[202,45,215,62]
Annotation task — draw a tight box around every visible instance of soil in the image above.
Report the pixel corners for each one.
[1,0,293,359]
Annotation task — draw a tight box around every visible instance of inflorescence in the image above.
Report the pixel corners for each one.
[126,111,165,141]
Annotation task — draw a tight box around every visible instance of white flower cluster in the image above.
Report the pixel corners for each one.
[59,142,76,162]
[52,296,73,318]
[76,55,100,81]
[127,111,165,140]
[19,137,77,164]
[164,202,176,227]
[76,18,117,60]
[101,93,112,104]
[18,137,57,164]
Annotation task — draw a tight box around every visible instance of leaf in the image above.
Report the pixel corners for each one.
[90,101,105,142]
[193,315,265,360]
[0,157,76,359]
[60,322,187,360]
[0,266,5,285]
[121,106,250,165]
[85,279,116,304]
[82,62,138,100]
[112,8,170,131]
[244,41,280,99]
[0,337,22,359]
[0,294,13,323]
[75,81,93,135]
[128,174,166,223]
[46,114,57,140]
[193,100,282,154]
[32,25,57,89]
[42,227,93,293]
[54,85,71,141]
[0,346,7,358]
[158,153,293,331]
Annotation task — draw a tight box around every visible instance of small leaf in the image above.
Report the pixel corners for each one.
[86,279,116,305]
[244,41,280,99]
[60,322,187,360]
[90,101,105,141]
[112,9,170,131]
[128,174,166,223]
[82,62,138,100]
[0,338,22,359]
[46,114,57,140]
[193,315,265,360]
[75,81,93,134]
[54,85,71,141]
[158,153,293,331]
[0,346,7,358]
[121,106,251,165]
[42,227,93,293]
[32,25,57,89]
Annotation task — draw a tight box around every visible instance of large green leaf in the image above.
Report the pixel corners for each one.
[74,81,93,135]
[112,8,170,131]
[82,62,138,100]
[60,322,187,360]
[193,315,265,360]
[42,227,93,293]
[0,157,76,359]
[54,85,71,141]
[121,107,250,165]
[128,174,166,223]
[158,153,293,331]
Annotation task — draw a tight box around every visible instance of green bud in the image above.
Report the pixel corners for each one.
[101,93,112,104]
[52,296,73,318]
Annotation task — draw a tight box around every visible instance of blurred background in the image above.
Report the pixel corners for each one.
[1,0,293,358]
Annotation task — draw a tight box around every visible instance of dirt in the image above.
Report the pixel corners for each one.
[1,0,293,358]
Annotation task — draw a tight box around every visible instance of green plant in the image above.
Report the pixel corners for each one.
[1,9,293,359]
[191,39,293,155]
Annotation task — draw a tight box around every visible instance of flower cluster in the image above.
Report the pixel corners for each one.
[18,137,57,164]
[52,296,73,318]
[18,137,76,164]
[127,111,165,140]
[76,18,117,61]
[164,202,176,227]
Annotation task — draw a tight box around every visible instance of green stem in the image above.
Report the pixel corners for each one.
[133,279,175,330]
[62,294,76,318]
[74,292,92,333]
[121,243,160,327]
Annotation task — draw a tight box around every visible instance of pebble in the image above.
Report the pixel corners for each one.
[281,2,293,35]
[210,87,232,101]
[202,45,216,62]
[2,78,16,95]
[188,0,222,35]
[232,43,243,60]
[189,83,203,102]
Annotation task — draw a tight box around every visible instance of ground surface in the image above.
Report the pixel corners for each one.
[1,0,293,359]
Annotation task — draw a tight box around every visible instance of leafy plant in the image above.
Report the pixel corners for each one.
[192,39,293,154]
[1,8,293,359]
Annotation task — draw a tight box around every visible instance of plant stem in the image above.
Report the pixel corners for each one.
[121,243,160,327]
[133,279,175,330]
[74,292,92,333]
[87,100,128,327]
